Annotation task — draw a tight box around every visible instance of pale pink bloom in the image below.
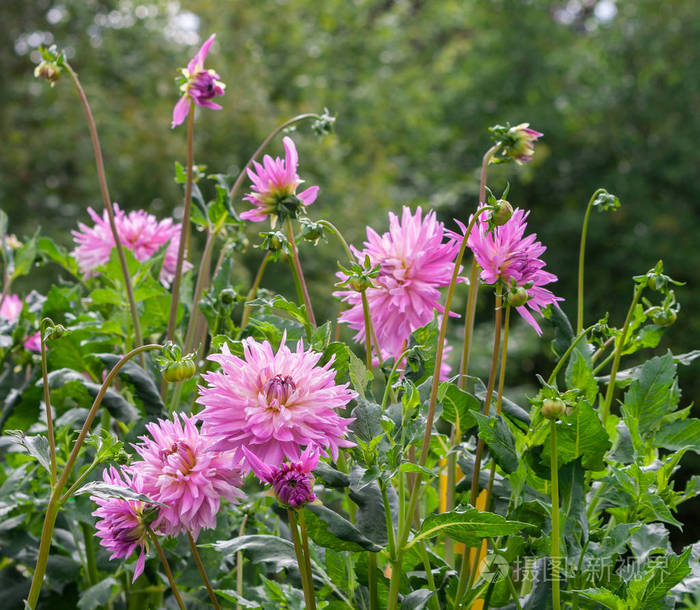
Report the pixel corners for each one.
[0,294,41,353]
[334,206,461,366]
[466,208,562,334]
[92,466,158,583]
[171,34,225,128]
[130,413,244,539]
[507,123,543,163]
[241,136,319,223]
[71,204,191,287]
[197,335,356,466]
[242,444,319,509]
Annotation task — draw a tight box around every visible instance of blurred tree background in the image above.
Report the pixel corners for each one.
[2,0,699,540]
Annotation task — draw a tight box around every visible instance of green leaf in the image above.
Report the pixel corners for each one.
[248,294,309,327]
[73,481,158,504]
[313,462,350,488]
[77,577,118,610]
[544,304,575,359]
[653,418,700,453]
[628,548,691,604]
[629,524,670,562]
[471,412,518,474]
[621,352,677,439]
[409,506,527,548]
[575,588,627,610]
[11,231,38,280]
[349,399,384,444]
[438,382,480,434]
[400,589,434,610]
[565,349,598,404]
[37,237,78,275]
[89,288,123,307]
[304,503,382,552]
[320,342,351,383]
[348,350,372,399]
[349,466,397,547]
[4,430,52,473]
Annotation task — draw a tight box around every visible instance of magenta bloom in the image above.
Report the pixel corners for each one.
[171,34,225,128]
[241,136,319,224]
[71,204,191,287]
[243,444,319,509]
[334,206,461,363]
[92,466,157,582]
[467,208,562,334]
[197,335,356,466]
[507,123,543,163]
[130,413,244,539]
[0,294,41,353]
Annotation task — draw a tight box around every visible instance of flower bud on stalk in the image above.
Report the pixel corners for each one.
[542,398,566,420]
[490,199,514,226]
[157,342,197,383]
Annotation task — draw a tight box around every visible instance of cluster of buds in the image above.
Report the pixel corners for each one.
[489,122,543,164]
[311,107,336,137]
[337,254,381,293]
[156,342,197,383]
[635,261,683,327]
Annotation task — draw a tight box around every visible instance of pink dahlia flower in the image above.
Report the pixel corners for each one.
[334,206,461,364]
[130,413,244,539]
[466,208,562,334]
[197,335,356,466]
[0,294,41,353]
[92,466,158,583]
[242,444,319,509]
[506,123,543,163]
[71,204,191,287]
[241,136,319,224]
[172,34,225,128]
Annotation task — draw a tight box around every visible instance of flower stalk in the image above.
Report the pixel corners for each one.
[550,420,561,610]
[188,531,221,610]
[285,218,316,328]
[288,508,317,610]
[39,323,57,487]
[149,529,186,610]
[577,189,607,333]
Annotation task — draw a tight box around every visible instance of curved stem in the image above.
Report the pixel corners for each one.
[39,329,56,486]
[317,220,354,260]
[240,252,272,329]
[601,285,643,426]
[550,420,561,610]
[64,63,143,355]
[546,322,597,386]
[25,344,163,608]
[149,529,185,610]
[380,347,412,410]
[188,531,221,610]
[167,105,195,343]
[285,217,316,328]
[577,189,606,334]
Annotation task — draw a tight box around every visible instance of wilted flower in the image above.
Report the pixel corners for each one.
[466,208,563,334]
[130,413,244,539]
[241,136,319,225]
[92,466,158,583]
[197,335,356,466]
[71,204,191,287]
[171,34,225,128]
[334,206,461,364]
[242,444,319,509]
[0,294,41,353]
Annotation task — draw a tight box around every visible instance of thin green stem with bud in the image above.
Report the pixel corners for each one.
[64,62,143,359]
[577,189,607,334]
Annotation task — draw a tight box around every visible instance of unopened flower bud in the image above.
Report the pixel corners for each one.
[3,234,21,250]
[349,276,372,293]
[650,309,676,326]
[542,398,566,420]
[507,286,529,307]
[34,60,61,85]
[219,288,237,305]
[491,199,513,226]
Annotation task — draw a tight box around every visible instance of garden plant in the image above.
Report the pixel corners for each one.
[1,34,699,609]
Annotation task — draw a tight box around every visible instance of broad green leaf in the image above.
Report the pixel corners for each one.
[628,548,691,604]
[4,430,51,473]
[349,399,384,444]
[565,349,598,404]
[77,577,118,610]
[73,481,159,504]
[313,462,350,488]
[349,466,397,546]
[438,381,480,434]
[11,231,38,280]
[575,589,627,610]
[471,412,518,474]
[559,459,588,543]
[37,237,79,275]
[304,503,382,552]
[89,287,123,307]
[320,341,351,383]
[247,294,309,327]
[544,304,575,359]
[409,506,527,548]
[621,352,677,439]
[348,350,372,398]
[629,523,670,563]
[400,589,434,609]
[653,418,700,453]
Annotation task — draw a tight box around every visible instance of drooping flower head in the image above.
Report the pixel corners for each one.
[0,294,40,353]
[241,136,319,225]
[490,122,543,164]
[466,208,562,334]
[171,34,225,128]
[243,444,319,509]
[197,335,356,466]
[130,413,244,539]
[91,466,158,583]
[71,204,191,287]
[334,206,461,363]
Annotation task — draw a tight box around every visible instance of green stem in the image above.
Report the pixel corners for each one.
[361,292,373,369]
[80,521,99,587]
[240,252,272,328]
[25,344,163,609]
[286,217,316,328]
[550,420,561,610]
[149,529,185,610]
[318,220,354,260]
[288,509,316,610]
[381,480,397,561]
[387,560,402,610]
[546,322,597,386]
[418,542,441,610]
[504,567,524,610]
[577,189,606,334]
[235,514,248,610]
[601,284,643,426]
[368,552,379,610]
[297,510,316,610]
[166,105,195,344]
[188,531,221,610]
[592,351,615,376]
[64,62,143,358]
[380,348,412,410]
[39,325,56,486]
[455,290,503,603]
[184,228,215,355]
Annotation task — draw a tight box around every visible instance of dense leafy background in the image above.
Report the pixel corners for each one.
[2,0,698,541]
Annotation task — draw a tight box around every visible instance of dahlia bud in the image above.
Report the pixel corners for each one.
[219,287,237,305]
[34,60,61,85]
[300,218,325,245]
[489,122,543,164]
[259,231,288,253]
[506,285,529,307]
[541,398,566,420]
[312,108,336,136]
[650,308,677,327]
[157,342,197,383]
[490,199,513,226]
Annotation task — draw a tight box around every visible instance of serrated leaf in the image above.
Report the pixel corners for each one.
[320,342,351,383]
[304,503,381,552]
[544,304,575,359]
[248,294,309,327]
[348,350,372,398]
[438,382,480,435]
[653,418,700,453]
[472,412,518,474]
[565,349,598,403]
[77,577,118,610]
[4,430,51,473]
[409,506,527,548]
[73,481,159,505]
[575,588,626,610]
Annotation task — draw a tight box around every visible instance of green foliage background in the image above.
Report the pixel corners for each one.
[2,0,699,538]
